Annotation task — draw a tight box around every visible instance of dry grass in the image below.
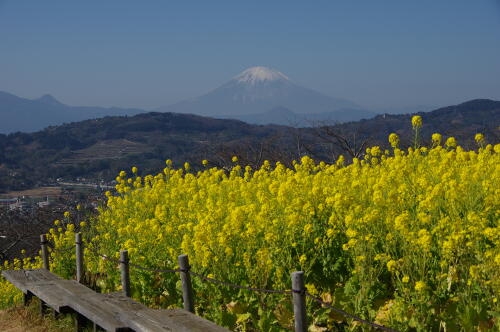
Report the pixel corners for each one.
[0,300,73,332]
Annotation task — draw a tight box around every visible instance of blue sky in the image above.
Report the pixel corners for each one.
[0,0,499,110]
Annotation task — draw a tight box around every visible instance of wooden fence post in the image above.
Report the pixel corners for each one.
[39,234,50,316]
[75,233,84,283]
[178,254,194,313]
[120,250,131,297]
[40,234,49,270]
[291,271,307,332]
[73,233,90,329]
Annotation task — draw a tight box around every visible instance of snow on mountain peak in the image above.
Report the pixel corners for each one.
[235,66,289,85]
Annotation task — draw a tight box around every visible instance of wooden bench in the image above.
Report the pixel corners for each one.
[2,269,72,314]
[2,269,230,332]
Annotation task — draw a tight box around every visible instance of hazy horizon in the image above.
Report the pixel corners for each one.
[1,1,499,111]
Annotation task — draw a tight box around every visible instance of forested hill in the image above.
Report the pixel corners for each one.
[0,113,288,190]
[0,99,498,191]
[332,99,500,146]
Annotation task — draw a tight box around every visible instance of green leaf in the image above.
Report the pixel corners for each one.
[236,312,252,324]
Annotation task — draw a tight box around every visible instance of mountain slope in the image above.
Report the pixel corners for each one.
[337,99,500,145]
[159,66,369,122]
[0,91,146,134]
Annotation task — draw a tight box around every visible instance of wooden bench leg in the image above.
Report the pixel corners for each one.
[23,292,33,306]
[40,299,50,316]
[53,308,61,320]
[75,312,92,332]
[93,322,105,331]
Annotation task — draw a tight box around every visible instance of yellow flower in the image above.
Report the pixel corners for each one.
[346,228,357,238]
[388,133,399,148]
[336,155,345,167]
[469,265,480,279]
[474,133,485,145]
[299,254,307,265]
[412,115,422,129]
[231,156,238,163]
[432,133,442,145]
[306,283,319,296]
[326,228,335,238]
[414,281,426,292]
[202,159,208,166]
[356,255,366,262]
[386,260,397,272]
[370,146,381,156]
[63,211,70,218]
[445,137,457,148]
[132,166,138,173]
[402,276,410,283]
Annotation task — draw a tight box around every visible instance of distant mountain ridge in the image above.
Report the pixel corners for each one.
[0,91,146,134]
[36,94,64,106]
[220,106,377,126]
[0,66,496,134]
[159,66,372,122]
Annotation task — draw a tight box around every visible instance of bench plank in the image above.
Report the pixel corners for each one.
[2,270,32,293]
[102,292,176,332]
[102,292,230,332]
[2,269,63,291]
[30,283,72,313]
[55,280,131,332]
[2,269,71,313]
[147,309,231,332]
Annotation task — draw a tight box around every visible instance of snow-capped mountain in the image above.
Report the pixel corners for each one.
[234,66,289,85]
[159,66,373,123]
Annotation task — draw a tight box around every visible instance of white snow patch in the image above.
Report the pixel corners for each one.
[235,66,289,85]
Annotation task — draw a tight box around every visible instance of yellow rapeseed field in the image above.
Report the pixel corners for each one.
[1,118,499,331]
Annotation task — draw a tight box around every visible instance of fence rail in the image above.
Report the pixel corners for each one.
[42,233,399,332]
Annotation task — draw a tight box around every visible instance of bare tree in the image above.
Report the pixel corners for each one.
[310,120,370,160]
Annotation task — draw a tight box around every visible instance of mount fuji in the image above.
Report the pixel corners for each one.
[158,66,376,125]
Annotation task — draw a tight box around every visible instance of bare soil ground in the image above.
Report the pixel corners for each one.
[0,187,62,199]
